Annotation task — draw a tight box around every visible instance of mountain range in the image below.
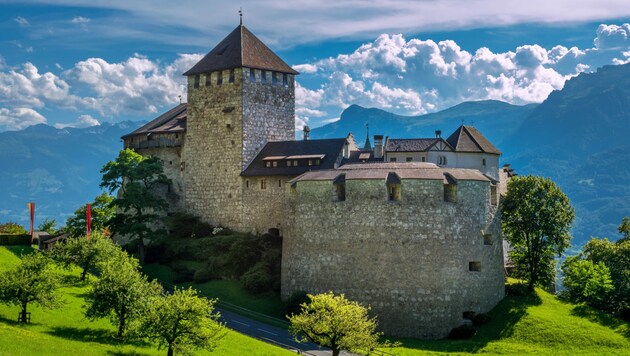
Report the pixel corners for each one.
[1,63,629,246]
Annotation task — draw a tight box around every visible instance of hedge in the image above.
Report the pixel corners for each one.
[0,234,31,246]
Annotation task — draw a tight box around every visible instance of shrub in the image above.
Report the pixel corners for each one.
[0,222,27,234]
[472,313,491,326]
[240,262,273,294]
[448,325,477,339]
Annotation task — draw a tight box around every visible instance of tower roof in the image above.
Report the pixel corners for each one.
[445,125,501,155]
[183,25,298,76]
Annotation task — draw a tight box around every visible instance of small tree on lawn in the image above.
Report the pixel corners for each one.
[84,250,162,338]
[64,193,115,238]
[101,149,170,264]
[560,256,614,308]
[50,232,119,281]
[139,287,226,356]
[0,252,61,323]
[501,175,575,291]
[288,292,387,356]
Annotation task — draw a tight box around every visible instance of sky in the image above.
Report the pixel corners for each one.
[1,1,630,132]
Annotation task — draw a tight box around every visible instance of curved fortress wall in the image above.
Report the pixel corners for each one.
[281,168,505,338]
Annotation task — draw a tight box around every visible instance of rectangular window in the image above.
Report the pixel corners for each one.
[482,158,487,166]
[444,184,457,203]
[469,261,481,272]
[283,73,288,86]
[308,159,313,166]
[272,72,278,85]
[272,161,277,167]
[421,157,426,162]
[287,160,292,167]
[217,71,223,85]
[246,180,249,188]
[278,180,282,187]
[265,161,271,167]
[194,74,200,88]
[293,160,298,166]
[250,69,256,82]
[229,69,235,83]
[315,159,321,165]
[406,157,413,162]
[490,185,498,205]
[205,74,211,87]
[261,70,267,83]
[390,157,397,162]
[484,234,493,245]
[260,179,267,190]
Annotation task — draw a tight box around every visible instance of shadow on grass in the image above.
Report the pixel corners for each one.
[59,274,92,287]
[570,305,630,339]
[384,286,542,353]
[45,326,151,347]
[0,314,42,327]
[6,245,35,259]
[106,351,148,356]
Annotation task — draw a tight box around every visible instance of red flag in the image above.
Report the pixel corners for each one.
[86,203,92,239]
[27,202,35,242]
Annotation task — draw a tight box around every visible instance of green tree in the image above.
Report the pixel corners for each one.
[100,149,170,264]
[618,217,630,243]
[37,218,58,235]
[288,292,386,356]
[139,287,226,356]
[64,193,115,238]
[84,250,162,338]
[560,256,614,308]
[0,222,27,234]
[501,175,575,291]
[0,252,61,323]
[50,233,119,281]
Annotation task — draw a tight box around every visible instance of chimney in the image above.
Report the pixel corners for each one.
[435,130,441,138]
[373,135,384,159]
[303,125,310,140]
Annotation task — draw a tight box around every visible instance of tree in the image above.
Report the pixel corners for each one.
[618,217,630,243]
[100,149,170,264]
[139,287,226,356]
[64,193,115,238]
[560,256,614,308]
[0,222,27,234]
[501,175,575,291]
[37,218,58,235]
[0,252,61,323]
[288,292,386,356]
[50,232,119,281]
[84,250,162,338]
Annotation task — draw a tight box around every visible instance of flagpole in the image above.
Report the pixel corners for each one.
[27,202,35,243]
[86,203,92,239]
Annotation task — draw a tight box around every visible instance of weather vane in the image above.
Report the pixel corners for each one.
[239,7,243,25]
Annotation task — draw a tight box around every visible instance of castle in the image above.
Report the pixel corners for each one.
[122,23,509,339]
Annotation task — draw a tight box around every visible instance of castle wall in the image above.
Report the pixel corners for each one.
[282,178,504,339]
[242,175,294,234]
[184,69,245,230]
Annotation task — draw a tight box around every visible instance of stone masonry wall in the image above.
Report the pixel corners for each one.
[242,175,294,235]
[184,69,245,230]
[282,178,504,339]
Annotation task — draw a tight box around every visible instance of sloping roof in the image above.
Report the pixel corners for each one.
[184,25,298,76]
[385,138,440,152]
[122,104,187,138]
[445,125,501,154]
[241,139,346,176]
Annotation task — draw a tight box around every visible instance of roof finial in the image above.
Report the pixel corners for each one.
[178,95,182,104]
[239,7,243,25]
[363,123,372,150]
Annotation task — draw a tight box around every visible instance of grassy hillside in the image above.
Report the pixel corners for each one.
[383,283,630,355]
[0,246,291,356]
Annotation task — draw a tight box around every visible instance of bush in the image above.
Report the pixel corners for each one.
[241,262,273,294]
[472,313,491,326]
[0,234,31,245]
[448,325,477,339]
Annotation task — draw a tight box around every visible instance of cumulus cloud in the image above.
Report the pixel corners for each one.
[71,16,90,24]
[54,114,100,129]
[14,16,29,27]
[292,64,318,74]
[0,108,46,131]
[294,23,630,125]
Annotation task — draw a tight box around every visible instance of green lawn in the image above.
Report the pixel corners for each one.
[0,246,292,356]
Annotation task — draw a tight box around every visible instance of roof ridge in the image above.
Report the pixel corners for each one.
[462,126,484,152]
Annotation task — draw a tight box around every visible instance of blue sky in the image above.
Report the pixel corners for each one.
[1,0,629,131]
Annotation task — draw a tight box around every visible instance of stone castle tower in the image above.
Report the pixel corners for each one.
[182,24,298,230]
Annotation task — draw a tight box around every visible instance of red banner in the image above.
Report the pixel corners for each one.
[86,203,92,239]
[27,202,35,241]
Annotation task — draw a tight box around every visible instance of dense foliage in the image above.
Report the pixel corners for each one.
[139,287,226,356]
[51,233,119,281]
[84,250,163,337]
[501,175,575,291]
[0,222,27,235]
[0,252,61,322]
[37,218,59,235]
[101,149,170,264]
[288,292,389,356]
[64,193,115,238]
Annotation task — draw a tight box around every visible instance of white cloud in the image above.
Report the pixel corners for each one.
[54,114,100,129]
[71,16,91,24]
[0,63,77,108]
[14,16,29,27]
[0,107,47,131]
[292,64,318,74]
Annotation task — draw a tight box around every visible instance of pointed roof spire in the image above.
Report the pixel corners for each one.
[445,125,501,154]
[239,7,243,25]
[363,123,372,150]
[183,24,298,76]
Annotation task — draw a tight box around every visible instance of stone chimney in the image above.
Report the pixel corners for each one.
[374,135,384,159]
[435,130,441,138]
[303,125,310,140]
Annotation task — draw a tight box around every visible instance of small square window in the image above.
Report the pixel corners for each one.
[315,159,321,165]
[217,71,223,85]
[469,261,481,272]
[293,160,298,166]
[390,157,397,162]
[272,161,277,167]
[406,157,413,162]
[265,161,271,167]
[260,179,267,190]
[421,157,426,162]
[308,160,313,166]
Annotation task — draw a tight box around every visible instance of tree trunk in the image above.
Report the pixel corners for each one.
[138,241,146,265]
[167,345,173,356]
[332,348,340,356]
[117,305,126,338]
[81,266,89,281]
[20,301,28,323]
